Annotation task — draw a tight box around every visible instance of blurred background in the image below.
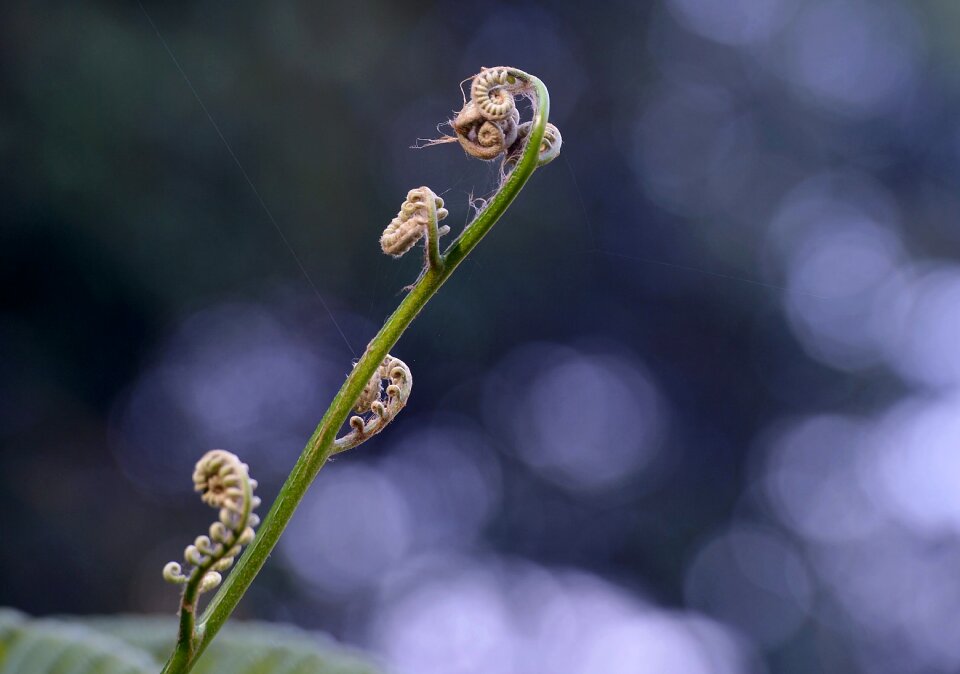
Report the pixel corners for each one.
[3,0,960,672]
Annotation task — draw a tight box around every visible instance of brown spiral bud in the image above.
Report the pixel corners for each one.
[470,67,518,121]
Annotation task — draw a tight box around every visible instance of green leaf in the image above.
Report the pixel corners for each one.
[0,611,383,674]
[83,615,383,674]
[0,609,156,674]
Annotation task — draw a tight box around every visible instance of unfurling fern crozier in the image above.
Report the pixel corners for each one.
[451,66,562,172]
[163,450,261,595]
[333,355,412,454]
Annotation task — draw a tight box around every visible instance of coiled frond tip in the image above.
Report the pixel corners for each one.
[334,355,413,454]
[163,450,260,595]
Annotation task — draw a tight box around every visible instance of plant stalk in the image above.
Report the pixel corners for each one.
[161,71,549,674]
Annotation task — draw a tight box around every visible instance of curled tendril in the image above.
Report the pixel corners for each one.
[380,187,450,258]
[503,121,563,174]
[333,355,412,454]
[163,450,261,595]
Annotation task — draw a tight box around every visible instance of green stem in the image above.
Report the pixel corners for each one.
[425,193,445,273]
[167,454,255,670]
[160,70,549,674]
[165,582,198,671]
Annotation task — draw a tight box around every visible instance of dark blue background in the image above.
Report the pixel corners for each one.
[3,2,960,672]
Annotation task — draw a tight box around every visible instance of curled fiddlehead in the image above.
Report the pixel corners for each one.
[381,186,449,272]
[503,121,563,173]
[380,187,449,257]
[163,450,261,595]
[453,68,526,161]
[451,66,561,176]
[471,67,519,120]
[454,101,522,160]
[333,355,412,454]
